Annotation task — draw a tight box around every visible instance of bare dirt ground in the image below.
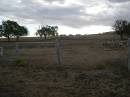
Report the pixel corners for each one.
[0,34,130,97]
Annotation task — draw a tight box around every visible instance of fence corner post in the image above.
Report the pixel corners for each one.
[55,37,62,65]
[0,47,3,56]
[15,44,19,56]
[128,38,130,71]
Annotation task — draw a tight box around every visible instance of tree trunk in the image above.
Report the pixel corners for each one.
[40,35,42,39]
[44,35,47,40]
[120,33,124,40]
[7,36,10,42]
[16,36,19,41]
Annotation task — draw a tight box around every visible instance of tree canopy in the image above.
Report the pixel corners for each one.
[113,19,130,40]
[36,25,58,40]
[0,20,28,41]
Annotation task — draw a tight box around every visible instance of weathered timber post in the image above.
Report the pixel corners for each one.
[0,47,3,56]
[15,44,19,56]
[55,38,61,65]
[128,38,130,71]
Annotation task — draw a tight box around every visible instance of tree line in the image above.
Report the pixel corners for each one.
[0,19,130,41]
[0,20,58,41]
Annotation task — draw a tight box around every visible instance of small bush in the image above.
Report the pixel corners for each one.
[95,64,108,70]
[95,58,127,71]
[13,59,28,67]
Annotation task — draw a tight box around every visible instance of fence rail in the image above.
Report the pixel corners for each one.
[0,39,62,65]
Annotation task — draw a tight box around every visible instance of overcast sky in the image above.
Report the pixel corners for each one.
[0,0,130,36]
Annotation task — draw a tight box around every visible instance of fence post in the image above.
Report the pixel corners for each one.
[0,47,3,56]
[128,38,130,71]
[55,38,61,65]
[15,44,19,56]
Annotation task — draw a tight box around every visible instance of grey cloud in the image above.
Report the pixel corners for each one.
[0,0,88,27]
[0,0,130,29]
[44,0,65,3]
[108,0,130,3]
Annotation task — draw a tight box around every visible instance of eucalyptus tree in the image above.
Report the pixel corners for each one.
[113,19,129,40]
[0,20,28,41]
[36,25,58,40]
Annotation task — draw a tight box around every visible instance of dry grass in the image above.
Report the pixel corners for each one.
[0,35,129,97]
